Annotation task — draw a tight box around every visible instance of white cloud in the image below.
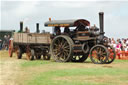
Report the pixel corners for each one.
[1,1,128,38]
[51,2,92,8]
[13,1,39,16]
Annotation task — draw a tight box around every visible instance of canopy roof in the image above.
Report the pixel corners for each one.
[44,19,90,27]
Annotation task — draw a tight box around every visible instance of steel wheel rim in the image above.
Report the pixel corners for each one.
[106,45,116,64]
[8,40,13,57]
[9,45,12,57]
[16,48,20,57]
[90,45,108,64]
[52,37,70,62]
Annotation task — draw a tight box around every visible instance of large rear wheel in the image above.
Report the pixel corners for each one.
[50,35,74,62]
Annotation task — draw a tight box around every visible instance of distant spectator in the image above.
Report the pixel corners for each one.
[2,35,10,50]
[108,38,112,46]
[0,39,2,50]
[2,35,7,50]
[106,37,128,59]
[126,38,128,45]
[116,39,122,59]
[112,40,116,48]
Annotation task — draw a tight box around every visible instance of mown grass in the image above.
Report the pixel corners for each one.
[20,59,128,85]
[20,58,128,67]
[25,66,128,85]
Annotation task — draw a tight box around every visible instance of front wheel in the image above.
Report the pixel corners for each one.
[90,45,109,64]
[106,45,116,64]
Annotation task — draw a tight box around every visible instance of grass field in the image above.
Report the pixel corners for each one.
[0,50,128,85]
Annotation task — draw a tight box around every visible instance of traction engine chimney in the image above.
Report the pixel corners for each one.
[99,12,104,35]
[36,23,40,33]
[20,21,23,32]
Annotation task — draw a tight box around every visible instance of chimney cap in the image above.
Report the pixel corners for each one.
[20,21,23,23]
[99,12,104,14]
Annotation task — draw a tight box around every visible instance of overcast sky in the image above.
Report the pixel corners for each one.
[1,0,128,39]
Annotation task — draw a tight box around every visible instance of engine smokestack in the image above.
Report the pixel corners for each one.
[36,23,40,33]
[99,12,104,35]
[20,21,23,32]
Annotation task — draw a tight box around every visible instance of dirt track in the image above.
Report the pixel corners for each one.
[0,51,23,85]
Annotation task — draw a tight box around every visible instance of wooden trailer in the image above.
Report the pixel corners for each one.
[9,32,51,60]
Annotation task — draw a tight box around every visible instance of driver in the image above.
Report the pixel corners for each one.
[54,26,61,35]
[64,26,70,34]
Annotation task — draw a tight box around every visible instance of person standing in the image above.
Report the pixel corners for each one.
[116,39,122,59]
[0,39,2,50]
[6,35,10,50]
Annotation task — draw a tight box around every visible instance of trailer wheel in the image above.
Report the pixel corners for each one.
[50,35,74,62]
[30,49,35,60]
[8,40,13,57]
[106,45,116,64]
[43,54,51,60]
[90,45,109,64]
[26,48,35,60]
[43,49,51,60]
[71,53,89,62]
[17,47,23,59]
[36,55,41,59]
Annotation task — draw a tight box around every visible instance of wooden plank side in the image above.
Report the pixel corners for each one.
[27,33,36,43]
[13,33,20,43]
[13,33,26,43]
[35,33,51,44]
[13,33,51,44]
[19,33,22,43]
[47,34,51,44]
[13,33,18,42]
[22,33,28,43]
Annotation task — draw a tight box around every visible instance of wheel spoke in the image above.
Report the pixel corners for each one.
[90,45,109,64]
[51,36,74,62]
[106,45,116,64]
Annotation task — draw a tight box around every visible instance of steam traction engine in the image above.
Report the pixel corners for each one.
[45,12,116,64]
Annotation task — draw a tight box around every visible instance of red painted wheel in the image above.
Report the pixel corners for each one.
[9,40,13,57]
[106,45,116,64]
